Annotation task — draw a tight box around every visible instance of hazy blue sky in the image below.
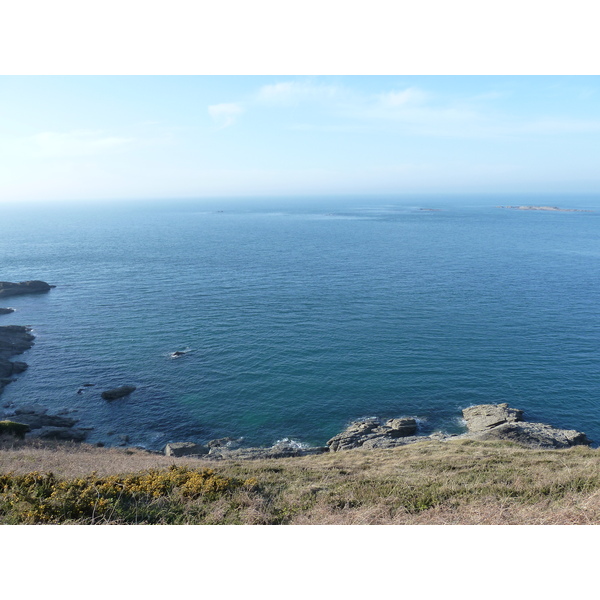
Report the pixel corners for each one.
[1,75,599,202]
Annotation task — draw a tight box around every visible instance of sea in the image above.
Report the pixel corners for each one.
[1,194,599,450]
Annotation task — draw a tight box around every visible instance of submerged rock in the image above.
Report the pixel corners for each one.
[13,412,78,430]
[29,426,88,442]
[0,308,15,315]
[0,280,55,298]
[14,403,48,415]
[101,385,137,400]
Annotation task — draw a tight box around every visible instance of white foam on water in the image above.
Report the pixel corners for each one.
[274,437,309,449]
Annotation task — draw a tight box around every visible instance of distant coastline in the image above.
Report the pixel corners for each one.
[497,205,594,212]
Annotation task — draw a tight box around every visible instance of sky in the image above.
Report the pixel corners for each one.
[1,75,600,202]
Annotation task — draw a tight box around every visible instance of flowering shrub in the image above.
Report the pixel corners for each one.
[0,466,248,524]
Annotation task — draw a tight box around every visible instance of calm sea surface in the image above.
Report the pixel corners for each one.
[1,195,599,449]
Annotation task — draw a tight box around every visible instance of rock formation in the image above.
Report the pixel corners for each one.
[461,403,523,431]
[327,417,418,451]
[461,404,591,449]
[0,325,35,396]
[0,403,89,442]
[101,385,137,400]
[164,442,208,457]
[0,280,55,298]
[324,404,591,453]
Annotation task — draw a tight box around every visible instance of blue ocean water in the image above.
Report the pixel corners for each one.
[1,195,599,449]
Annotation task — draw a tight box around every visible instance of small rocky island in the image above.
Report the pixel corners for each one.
[498,205,593,212]
[0,280,55,298]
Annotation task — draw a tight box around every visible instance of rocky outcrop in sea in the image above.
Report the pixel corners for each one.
[0,403,89,442]
[461,403,591,448]
[321,403,591,452]
[0,280,55,298]
[101,385,137,400]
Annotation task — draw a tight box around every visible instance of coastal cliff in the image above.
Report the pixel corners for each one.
[0,280,53,397]
[0,326,35,397]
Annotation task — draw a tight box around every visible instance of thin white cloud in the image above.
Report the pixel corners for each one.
[208,102,244,128]
[210,80,600,139]
[256,81,342,105]
[29,130,133,158]
[376,87,428,107]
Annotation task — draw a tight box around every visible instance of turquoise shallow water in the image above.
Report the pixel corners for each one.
[1,195,599,449]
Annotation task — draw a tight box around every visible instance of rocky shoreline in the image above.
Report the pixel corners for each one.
[0,326,35,397]
[0,280,55,398]
[160,402,592,460]
[0,278,595,459]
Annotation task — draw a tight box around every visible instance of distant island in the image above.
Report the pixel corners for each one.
[498,205,593,212]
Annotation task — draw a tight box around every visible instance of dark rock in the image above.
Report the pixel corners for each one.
[0,321,32,397]
[462,403,524,432]
[164,442,208,457]
[14,403,47,415]
[82,383,95,387]
[0,359,28,377]
[101,385,137,400]
[0,308,15,315]
[13,413,77,430]
[0,280,55,298]
[0,359,14,378]
[0,325,35,396]
[29,427,88,442]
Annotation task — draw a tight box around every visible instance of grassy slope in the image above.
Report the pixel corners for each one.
[1,438,600,524]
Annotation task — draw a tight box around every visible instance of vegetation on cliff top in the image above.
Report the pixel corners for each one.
[2,437,600,524]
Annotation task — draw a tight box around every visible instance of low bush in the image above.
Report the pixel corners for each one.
[0,421,30,439]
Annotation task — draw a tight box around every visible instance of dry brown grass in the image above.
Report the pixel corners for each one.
[2,437,600,524]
